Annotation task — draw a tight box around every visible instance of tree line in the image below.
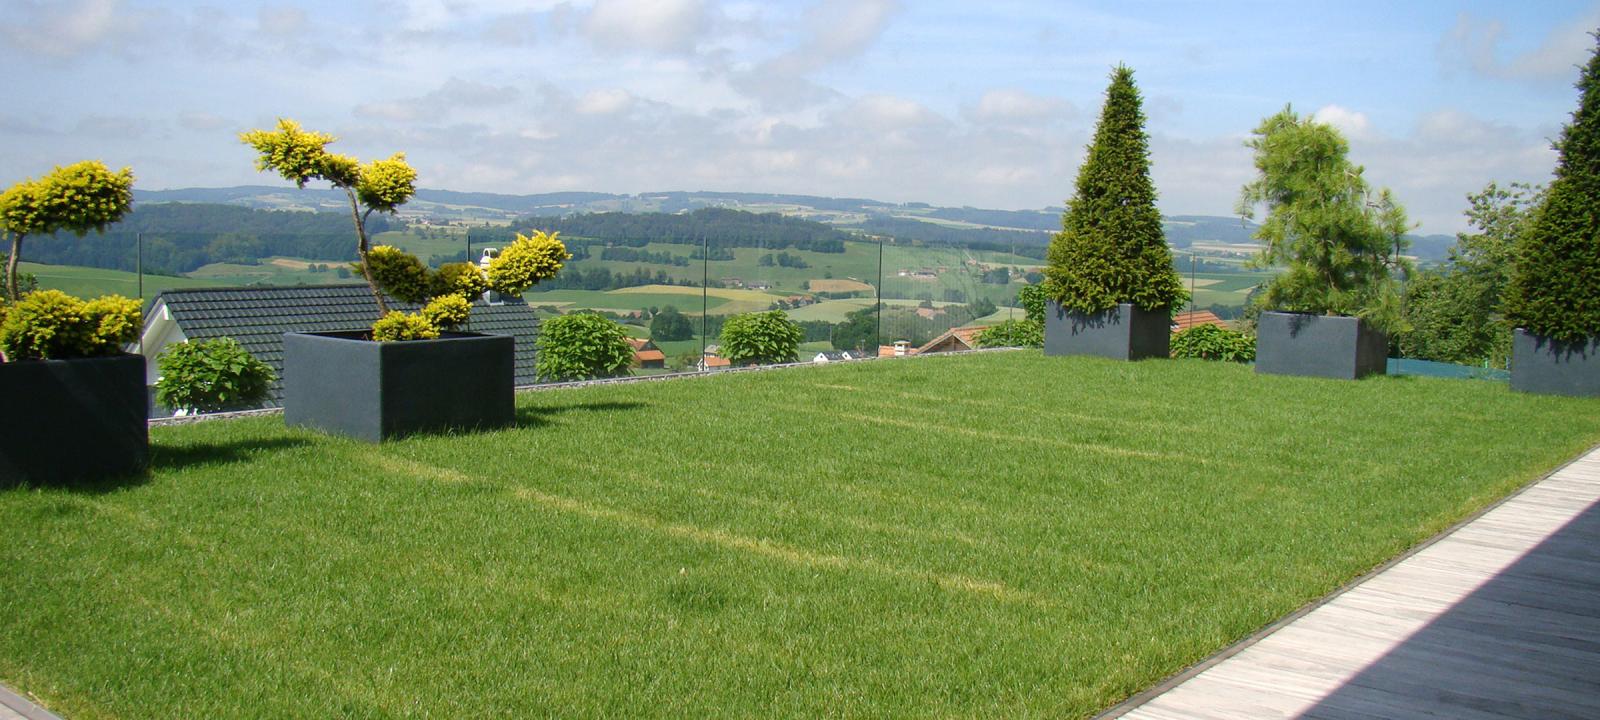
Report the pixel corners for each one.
[511,207,853,253]
[20,203,397,275]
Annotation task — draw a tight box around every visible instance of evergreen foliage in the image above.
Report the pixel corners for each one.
[155,338,276,414]
[535,313,635,382]
[1505,36,1600,343]
[243,119,566,340]
[1237,107,1411,333]
[0,161,135,301]
[0,289,140,360]
[976,284,1049,348]
[1045,66,1185,314]
[720,310,804,366]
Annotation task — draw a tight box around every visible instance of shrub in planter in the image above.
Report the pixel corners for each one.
[720,310,803,366]
[243,119,569,439]
[1171,324,1255,363]
[1504,36,1600,396]
[241,119,569,339]
[535,313,635,382]
[0,290,146,482]
[1043,66,1185,359]
[1237,106,1411,378]
[155,338,276,414]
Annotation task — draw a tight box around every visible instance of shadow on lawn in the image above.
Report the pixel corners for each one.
[515,400,649,428]
[148,436,313,472]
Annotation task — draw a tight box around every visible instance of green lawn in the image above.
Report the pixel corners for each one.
[4,353,1599,718]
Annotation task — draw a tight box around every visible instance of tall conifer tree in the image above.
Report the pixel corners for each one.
[1506,33,1600,343]
[1045,65,1185,313]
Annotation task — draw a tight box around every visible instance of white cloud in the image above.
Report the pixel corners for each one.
[1312,104,1374,141]
[576,88,635,115]
[354,78,521,123]
[967,89,1074,125]
[1438,10,1599,81]
[0,0,134,58]
[583,0,712,55]
[257,5,307,37]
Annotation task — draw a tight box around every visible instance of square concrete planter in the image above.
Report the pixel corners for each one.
[0,354,148,482]
[1256,311,1387,380]
[1044,301,1170,360]
[1511,328,1600,397]
[283,331,515,442]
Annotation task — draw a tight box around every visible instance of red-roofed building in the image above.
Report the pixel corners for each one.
[625,337,666,369]
[1170,310,1228,333]
[916,326,986,354]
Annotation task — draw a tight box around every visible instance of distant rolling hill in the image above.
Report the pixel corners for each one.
[132,187,1455,261]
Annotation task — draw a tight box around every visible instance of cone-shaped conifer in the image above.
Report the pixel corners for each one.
[1506,33,1600,343]
[1045,65,1185,313]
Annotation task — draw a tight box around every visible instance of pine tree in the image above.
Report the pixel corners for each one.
[1505,34,1600,343]
[1045,65,1185,314]
[1236,107,1410,332]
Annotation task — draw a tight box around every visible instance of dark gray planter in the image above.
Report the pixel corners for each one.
[1511,328,1600,397]
[1256,311,1388,380]
[1044,301,1170,360]
[283,331,514,442]
[0,354,148,483]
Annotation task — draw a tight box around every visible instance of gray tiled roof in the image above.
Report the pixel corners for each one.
[153,284,540,400]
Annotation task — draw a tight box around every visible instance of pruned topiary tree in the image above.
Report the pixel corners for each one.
[0,161,134,302]
[1044,65,1185,315]
[241,119,569,340]
[1505,35,1600,344]
[1237,106,1411,332]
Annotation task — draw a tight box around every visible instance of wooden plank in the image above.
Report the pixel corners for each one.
[1103,446,1600,719]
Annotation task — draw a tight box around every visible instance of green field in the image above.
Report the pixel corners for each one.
[20,262,217,303]
[185,258,350,288]
[4,353,1599,717]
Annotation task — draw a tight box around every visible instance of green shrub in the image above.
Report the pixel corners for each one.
[719,310,803,366]
[155,338,276,413]
[0,289,140,360]
[976,319,1042,348]
[536,313,634,382]
[1170,324,1255,362]
[1505,37,1600,342]
[363,245,432,304]
[1044,66,1186,314]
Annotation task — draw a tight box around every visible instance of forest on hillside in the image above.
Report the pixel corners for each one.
[21,204,397,275]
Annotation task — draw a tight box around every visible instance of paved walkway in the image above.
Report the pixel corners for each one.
[1107,446,1600,719]
[0,684,60,720]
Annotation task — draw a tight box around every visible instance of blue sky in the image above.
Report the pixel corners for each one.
[1,1,1596,233]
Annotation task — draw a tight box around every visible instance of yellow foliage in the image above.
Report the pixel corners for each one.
[357,154,417,212]
[487,231,570,296]
[371,311,439,342]
[421,295,472,330]
[239,119,340,189]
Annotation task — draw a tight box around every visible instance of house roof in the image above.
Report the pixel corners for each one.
[916,325,985,354]
[702,355,731,368]
[1172,310,1228,333]
[635,350,666,362]
[145,284,541,398]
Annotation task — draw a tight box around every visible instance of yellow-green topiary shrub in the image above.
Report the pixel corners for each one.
[0,289,140,360]
[371,311,439,342]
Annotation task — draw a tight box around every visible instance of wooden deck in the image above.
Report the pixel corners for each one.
[1109,447,1600,720]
